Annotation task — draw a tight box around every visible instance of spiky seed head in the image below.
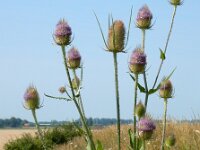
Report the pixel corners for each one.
[129,47,147,74]
[165,134,176,147]
[67,47,81,69]
[135,101,146,119]
[24,85,40,110]
[72,76,80,90]
[159,79,173,99]
[136,5,153,29]
[59,86,66,94]
[54,19,72,46]
[170,0,182,6]
[107,20,125,52]
[137,117,156,140]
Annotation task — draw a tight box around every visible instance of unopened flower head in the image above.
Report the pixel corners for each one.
[54,19,72,46]
[67,47,81,69]
[137,118,156,140]
[135,101,146,119]
[159,79,173,99]
[59,86,66,94]
[170,0,183,6]
[136,5,153,29]
[107,20,125,52]
[129,47,146,74]
[72,76,80,90]
[165,134,176,147]
[24,85,40,110]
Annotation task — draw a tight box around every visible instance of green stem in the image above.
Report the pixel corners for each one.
[152,6,177,89]
[72,69,86,121]
[161,99,168,150]
[31,109,46,150]
[61,45,96,150]
[113,52,121,150]
[141,29,149,110]
[143,139,146,150]
[133,74,138,150]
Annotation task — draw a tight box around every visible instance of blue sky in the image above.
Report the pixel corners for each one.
[0,0,199,122]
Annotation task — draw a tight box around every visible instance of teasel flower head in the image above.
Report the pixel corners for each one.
[137,117,156,140]
[72,76,80,90]
[129,47,146,74]
[54,19,72,46]
[24,85,40,110]
[135,101,146,119]
[67,47,81,69]
[136,5,153,29]
[165,134,176,147]
[159,79,173,99]
[170,0,183,6]
[107,20,125,53]
[59,86,66,94]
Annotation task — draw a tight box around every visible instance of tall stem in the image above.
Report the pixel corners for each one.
[113,52,121,150]
[31,109,46,150]
[161,98,168,150]
[143,139,146,150]
[141,29,149,109]
[152,6,177,89]
[72,69,86,119]
[61,46,96,150]
[133,74,138,150]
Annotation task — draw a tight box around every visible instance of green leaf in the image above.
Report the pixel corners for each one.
[128,129,134,149]
[96,140,104,150]
[86,143,91,150]
[160,48,166,60]
[129,73,146,93]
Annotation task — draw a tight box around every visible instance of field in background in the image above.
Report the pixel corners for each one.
[1,122,200,150]
[56,122,200,150]
[0,129,36,149]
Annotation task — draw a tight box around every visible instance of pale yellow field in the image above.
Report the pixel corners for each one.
[0,129,36,150]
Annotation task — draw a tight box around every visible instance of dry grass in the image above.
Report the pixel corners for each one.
[56,122,200,150]
[0,128,36,149]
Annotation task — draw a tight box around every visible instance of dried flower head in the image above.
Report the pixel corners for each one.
[107,20,125,52]
[24,85,40,110]
[67,47,81,69]
[59,86,66,94]
[170,0,183,6]
[137,118,156,140]
[159,79,173,99]
[165,134,176,147]
[136,5,153,29]
[135,101,146,119]
[129,47,146,74]
[54,19,72,46]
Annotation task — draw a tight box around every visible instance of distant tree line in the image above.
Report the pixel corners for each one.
[0,117,28,128]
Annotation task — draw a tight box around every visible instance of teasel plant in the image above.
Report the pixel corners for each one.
[23,85,47,150]
[94,7,133,150]
[44,19,98,150]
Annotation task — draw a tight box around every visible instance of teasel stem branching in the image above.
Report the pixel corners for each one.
[61,45,96,150]
[152,6,177,89]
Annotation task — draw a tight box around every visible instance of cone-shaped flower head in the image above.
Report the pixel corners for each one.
[137,118,156,140]
[170,0,182,6]
[24,86,40,110]
[136,5,153,29]
[159,79,173,99]
[59,86,66,94]
[165,134,176,147]
[72,76,80,90]
[67,47,81,69]
[135,101,146,119]
[54,19,72,46]
[107,20,125,52]
[129,47,147,74]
